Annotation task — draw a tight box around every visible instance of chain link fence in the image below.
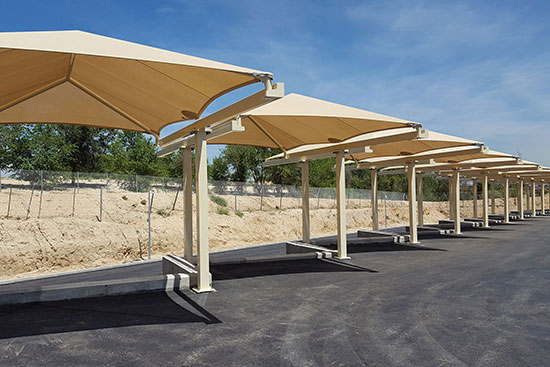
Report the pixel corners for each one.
[0,169,414,220]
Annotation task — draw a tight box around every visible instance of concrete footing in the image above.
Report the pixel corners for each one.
[357,229,407,244]
[286,241,336,257]
[0,273,189,307]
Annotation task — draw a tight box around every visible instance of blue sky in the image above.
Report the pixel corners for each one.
[2,1,550,164]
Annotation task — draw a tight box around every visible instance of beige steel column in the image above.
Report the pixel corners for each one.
[335,151,350,259]
[449,177,455,220]
[473,178,478,218]
[482,174,489,228]
[503,176,509,224]
[531,180,537,217]
[407,162,419,244]
[542,182,546,215]
[371,169,379,230]
[417,173,424,226]
[452,170,461,235]
[301,161,310,243]
[194,129,213,293]
[519,179,524,219]
[491,181,496,214]
[183,147,193,262]
[526,184,531,212]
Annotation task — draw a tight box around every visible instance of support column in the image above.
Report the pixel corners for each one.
[473,178,478,218]
[531,180,537,217]
[482,174,489,228]
[491,181,496,214]
[407,163,419,244]
[301,161,310,243]
[453,170,461,234]
[526,184,531,212]
[371,169,379,230]
[449,177,455,220]
[504,177,509,223]
[417,173,424,226]
[183,147,193,263]
[335,151,349,259]
[194,129,213,293]
[519,179,524,219]
[542,182,546,215]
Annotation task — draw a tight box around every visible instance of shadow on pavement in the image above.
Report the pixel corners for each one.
[0,291,213,339]
[211,258,377,280]
[321,242,446,253]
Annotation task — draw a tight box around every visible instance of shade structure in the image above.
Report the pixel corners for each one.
[0,30,271,137]
[350,131,482,162]
[266,129,482,164]
[359,147,509,169]
[207,93,418,150]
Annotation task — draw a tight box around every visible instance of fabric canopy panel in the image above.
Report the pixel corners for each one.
[265,129,481,163]
[350,131,481,162]
[0,30,270,137]
[208,93,417,150]
[368,149,514,171]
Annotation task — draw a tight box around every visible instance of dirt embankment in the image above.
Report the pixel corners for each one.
[0,185,516,281]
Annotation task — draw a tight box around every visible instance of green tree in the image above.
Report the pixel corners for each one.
[209,155,230,181]
[99,130,169,176]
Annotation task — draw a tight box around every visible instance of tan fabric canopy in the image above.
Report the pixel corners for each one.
[356,148,509,169]
[350,131,481,162]
[0,30,270,137]
[265,129,481,163]
[208,93,417,150]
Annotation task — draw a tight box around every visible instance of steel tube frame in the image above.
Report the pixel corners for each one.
[407,163,419,244]
[335,151,350,259]
[531,180,537,217]
[301,161,310,243]
[453,170,461,234]
[482,174,489,228]
[417,173,424,227]
[183,147,193,263]
[371,169,379,230]
[504,177,510,223]
[194,129,213,293]
[519,179,524,219]
[473,178,478,218]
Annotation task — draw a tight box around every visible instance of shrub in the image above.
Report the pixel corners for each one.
[217,207,229,215]
[122,195,128,200]
[210,195,227,207]
[235,210,244,218]
[157,208,168,217]
[140,199,147,205]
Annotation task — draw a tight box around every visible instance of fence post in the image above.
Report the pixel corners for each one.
[105,173,109,193]
[260,181,264,211]
[279,188,284,209]
[135,174,138,192]
[72,183,76,217]
[171,188,180,211]
[317,188,321,209]
[384,195,388,228]
[234,184,238,211]
[148,189,154,260]
[38,170,44,219]
[77,172,80,193]
[99,186,103,222]
[26,183,36,219]
[7,187,12,218]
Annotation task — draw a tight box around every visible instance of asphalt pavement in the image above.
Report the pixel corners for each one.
[1,217,549,366]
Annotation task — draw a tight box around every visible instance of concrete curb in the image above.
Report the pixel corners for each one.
[0,258,161,286]
[0,273,189,307]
